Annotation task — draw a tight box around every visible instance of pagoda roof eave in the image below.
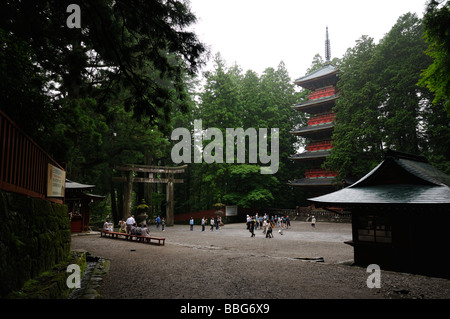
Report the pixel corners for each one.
[292,95,338,114]
[294,65,339,90]
[289,150,330,161]
[288,177,339,187]
[290,123,334,136]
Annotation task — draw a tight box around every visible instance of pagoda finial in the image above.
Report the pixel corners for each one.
[325,26,331,62]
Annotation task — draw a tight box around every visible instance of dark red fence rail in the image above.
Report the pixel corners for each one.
[0,110,64,204]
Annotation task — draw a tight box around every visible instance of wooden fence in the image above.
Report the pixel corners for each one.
[0,110,65,204]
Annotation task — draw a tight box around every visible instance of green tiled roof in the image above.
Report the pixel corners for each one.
[308,150,450,205]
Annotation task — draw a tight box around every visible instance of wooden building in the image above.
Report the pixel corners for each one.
[309,150,450,278]
[66,180,104,233]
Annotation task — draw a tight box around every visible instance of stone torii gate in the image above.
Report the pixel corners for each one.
[113,164,186,226]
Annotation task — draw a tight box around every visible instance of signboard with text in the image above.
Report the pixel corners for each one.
[226,205,238,217]
[47,163,66,197]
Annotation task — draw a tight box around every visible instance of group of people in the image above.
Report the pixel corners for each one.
[190,216,222,232]
[104,214,166,237]
[115,215,151,237]
[246,214,293,238]
[104,213,317,238]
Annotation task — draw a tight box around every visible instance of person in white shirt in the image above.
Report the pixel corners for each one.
[103,219,113,232]
[126,215,135,234]
[201,217,206,232]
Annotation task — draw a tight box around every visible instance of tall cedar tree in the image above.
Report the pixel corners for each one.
[326,13,450,181]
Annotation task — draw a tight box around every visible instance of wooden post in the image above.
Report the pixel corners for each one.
[166,173,174,226]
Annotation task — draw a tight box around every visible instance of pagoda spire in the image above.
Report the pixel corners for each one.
[325,26,331,62]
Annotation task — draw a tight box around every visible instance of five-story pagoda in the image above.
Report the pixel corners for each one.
[289,28,345,197]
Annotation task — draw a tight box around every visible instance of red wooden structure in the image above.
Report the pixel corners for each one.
[305,169,338,179]
[66,180,104,232]
[308,86,337,100]
[305,140,332,152]
[307,113,336,126]
[0,110,65,204]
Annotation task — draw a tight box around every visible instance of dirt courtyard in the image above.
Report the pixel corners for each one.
[71,221,450,300]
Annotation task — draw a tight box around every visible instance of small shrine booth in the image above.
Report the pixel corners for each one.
[65,180,105,233]
[309,150,450,278]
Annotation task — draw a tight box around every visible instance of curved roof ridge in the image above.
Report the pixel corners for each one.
[294,64,338,83]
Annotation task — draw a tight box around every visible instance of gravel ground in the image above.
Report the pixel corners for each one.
[71,221,450,300]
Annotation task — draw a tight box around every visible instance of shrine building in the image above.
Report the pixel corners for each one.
[309,150,450,278]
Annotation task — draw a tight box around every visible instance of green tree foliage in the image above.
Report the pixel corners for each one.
[325,36,384,180]
[0,30,53,142]
[326,12,450,180]
[1,0,205,222]
[376,13,432,154]
[173,54,304,211]
[419,0,450,114]
[1,0,205,140]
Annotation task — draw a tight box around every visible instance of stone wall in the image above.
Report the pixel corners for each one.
[0,190,71,297]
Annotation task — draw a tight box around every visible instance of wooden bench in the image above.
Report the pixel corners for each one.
[101,230,165,246]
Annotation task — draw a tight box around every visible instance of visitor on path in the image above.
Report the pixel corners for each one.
[103,219,113,232]
[311,216,316,228]
[201,217,206,232]
[118,219,126,233]
[286,215,291,229]
[210,217,215,231]
[249,218,256,237]
[161,218,165,231]
[142,224,150,237]
[190,217,194,231]
[266,221,273,238]
[126,215,135,234]
[156,215,161,229]
[262,219,268,235]
[136,224,142,236]
[130,223,137,235]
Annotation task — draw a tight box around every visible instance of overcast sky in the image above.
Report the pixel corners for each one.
[189,0,429,80]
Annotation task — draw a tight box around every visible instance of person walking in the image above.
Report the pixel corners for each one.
[215,216,220,230]
[266,221,273,238]
[262,219,267,235]
[201,217,206,232]
[286,215,291,229]
[249,217,256,237]
[161,217,165,231]
[210,217,215,231]
[190,217,194,231]
[156,215,161,229]
[311,215,316,228]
